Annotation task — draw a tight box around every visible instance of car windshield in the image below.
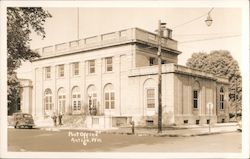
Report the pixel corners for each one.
[23,114,32,118]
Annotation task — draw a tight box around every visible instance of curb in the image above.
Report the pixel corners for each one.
[101,130,239,137]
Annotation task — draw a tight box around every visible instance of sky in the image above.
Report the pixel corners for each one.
[18,6,243,77]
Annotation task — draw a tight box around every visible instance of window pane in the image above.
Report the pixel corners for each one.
[105,101,109,109]
[90,67,95,73]
[75,70,79,75]
[73,101,76,110]
[193,100,198,108]
[73,62,79,75]
[149,57,155,66]
[105,93,109,100]
[106,57,113,72]
[89,60,95,73]
[111,101,115,109]
[147,89,155,108]
[147,89,155,98]
[45,67,51,79]
[147,104,155,108]
[107,57,112,64]
[58,65,64,77]
[193,91,198,98]
[111,92,115,100]
[93,99,97,107]
[78,101,81,110]
[147,99,155,108]
[107,66,112,72]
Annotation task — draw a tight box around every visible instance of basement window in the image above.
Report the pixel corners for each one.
[196,120,200,125]
[222,119,225,123]
[207,119,210,124]
[146,120,154,126]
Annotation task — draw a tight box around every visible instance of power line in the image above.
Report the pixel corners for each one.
[172,8,214,29]
[179,34,241,44]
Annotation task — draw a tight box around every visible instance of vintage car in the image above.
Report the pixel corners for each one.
[12,112,35,129]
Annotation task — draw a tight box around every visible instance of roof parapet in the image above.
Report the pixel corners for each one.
[34,28,180,59]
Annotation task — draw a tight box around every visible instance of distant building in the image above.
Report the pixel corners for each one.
[18,28,229,127]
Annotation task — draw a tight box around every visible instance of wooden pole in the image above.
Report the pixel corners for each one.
[157,20,163,133]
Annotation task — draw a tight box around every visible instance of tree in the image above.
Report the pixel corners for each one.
[7,7,51,115]
[186,50,242,116]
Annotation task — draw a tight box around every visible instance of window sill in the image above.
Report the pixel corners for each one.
[146,107,155,109]
[72,75,81,78]
[87,73,97,76]
[104,71,114,74]
[57,77,65,79]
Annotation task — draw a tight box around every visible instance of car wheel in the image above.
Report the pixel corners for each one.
[15,123,19,129]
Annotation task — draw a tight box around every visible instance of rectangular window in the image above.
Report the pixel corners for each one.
[105,93,109,109]
[149,57,156,66]
[106,57,113,72]
[89,60,95,74]
[58,65,64,77]
[45,67,51,79]
[147,89,155,108]
[111,92,115,109]
[78,101,81,110]
[193,90,198,109]
[220,94,224,109]
[161,60,167,64]
[105,92,115,109]
[72,62,79,76]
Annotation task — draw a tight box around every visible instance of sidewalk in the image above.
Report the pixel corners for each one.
[37,122,239,137]
[101,123,239,137]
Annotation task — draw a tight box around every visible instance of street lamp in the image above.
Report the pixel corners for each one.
[205,8,214,27]
[156,20,167,133]
[205,14,213,27]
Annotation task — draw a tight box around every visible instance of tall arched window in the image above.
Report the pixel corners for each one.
[193,81,200,109]
[72,86,81,111]
[87,85,97,109]
[58,87,66,113]
[143,78,157,109]
[104,84,115,109]
[44,88,53,112]
[219,87,224,109]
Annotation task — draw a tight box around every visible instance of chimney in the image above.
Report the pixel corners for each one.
[166,28,172,39]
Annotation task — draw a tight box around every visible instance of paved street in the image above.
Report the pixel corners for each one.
[8,128,241,152]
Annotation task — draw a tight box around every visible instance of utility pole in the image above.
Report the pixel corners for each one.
[157,20,166,133]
